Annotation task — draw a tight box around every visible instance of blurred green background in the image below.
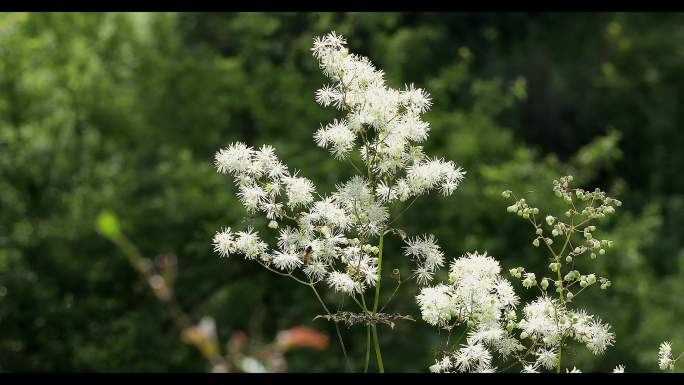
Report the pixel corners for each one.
[1,12,683,372]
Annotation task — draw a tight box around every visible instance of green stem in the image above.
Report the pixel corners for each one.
[373,232,385,312]
[309,284,351,372]
[365,326,371,373]
[371,325,384,373]
[371,231,386,372]
[360,292,371,373]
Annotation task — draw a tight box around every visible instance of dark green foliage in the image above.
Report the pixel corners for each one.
[0,12,682,372]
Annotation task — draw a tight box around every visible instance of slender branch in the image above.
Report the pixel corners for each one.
[309,284,352,372]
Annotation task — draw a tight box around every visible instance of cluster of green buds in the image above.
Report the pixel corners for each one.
[509,268,540,289]
[362,243,381,255]
[504,194,540,220]
[552,176,576,203]
[552,176,622,219]
[503,175,620,302]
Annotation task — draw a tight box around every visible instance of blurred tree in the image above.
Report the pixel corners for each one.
[0,12,681,372]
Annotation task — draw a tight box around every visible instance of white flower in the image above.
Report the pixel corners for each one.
[360,261,379,287]
[416,284,454,326]
[401,83,432,113]
[405,157,465,197]
[283,175,315,208]
[272,250,302,271]
[521,297,561,346]
[314,119,356,159]
[448,251,501,282]
[315,84,342,108]
[612,364,625,373]
[404,234,445,272]
[311,31,347,59]
[303,261,328,281]
[522,364,539,373]
[582,319,615,355]
[214,142,254,174]
[234,227,268,260]
[253,144,285,179]
[453,341,492,372]
[413,265,434,285]
[237,184,267,213]
[309,197,351,230]
[263,201,284,220]
[566,367,582,373]
[376,180,396,203]
[467,326,506,347]
[494,279,519,308]
[659,341,675,370]
[535,348,557,371]
[326,271,357,294]
[212,227,235,258]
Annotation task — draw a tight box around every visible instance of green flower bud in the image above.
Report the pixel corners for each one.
[546,215,555,226]
[566,255,573,263]
[502,190,512,198]
[533,238,540,247]
[536,228,543,236]
[540,278,549,290]
[567,292,574,300]
[587,274,597,285]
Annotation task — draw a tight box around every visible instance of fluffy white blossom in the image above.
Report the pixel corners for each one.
[416,284,455,326]
[612,364,625,373]
[309,197,351,230]
[272,250,303,271]
[327,271,357,294]
[416,251,521,365]
[215,142,253,174]
[236,184,267,213]
[404,234,445,284]
[303,260,328,281]
[453,341,493,372]
[283,175,316,208]
[659,341,675,370]
[535,348,557,370]
[212,227,235,258]
[234,227,268,260]
[578,318,615,355]
[314,119,356,159]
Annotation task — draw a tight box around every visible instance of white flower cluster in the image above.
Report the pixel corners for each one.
[420,252,524,373]
[658,341,680,371]
[213,32,466,301]
[403,234,445,285]
[312,32,465,202]
[518,298,615,356]
[212,141,378,294]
